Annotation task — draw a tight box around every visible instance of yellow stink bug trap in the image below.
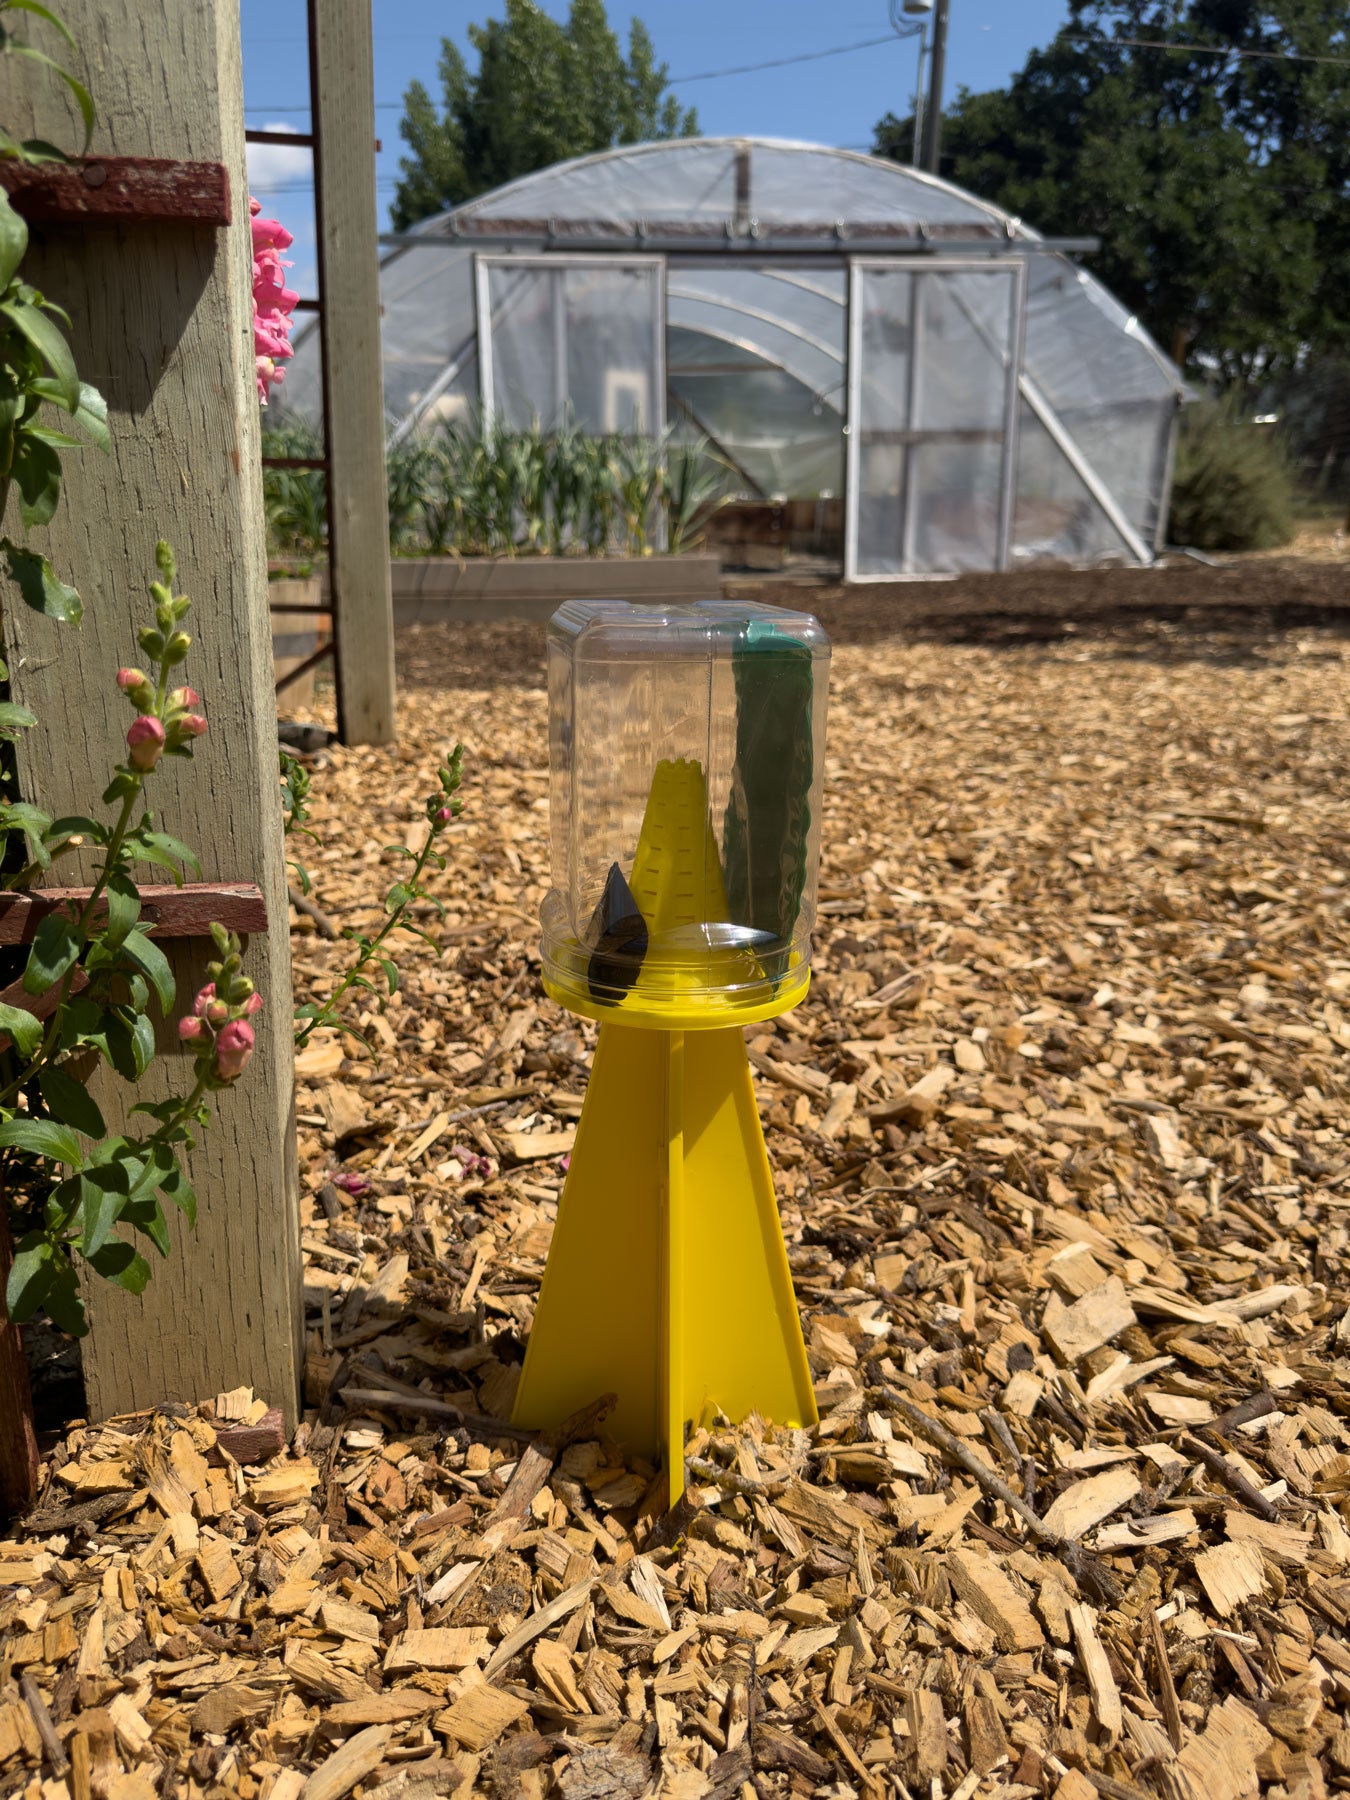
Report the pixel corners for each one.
[515,600,831,1498]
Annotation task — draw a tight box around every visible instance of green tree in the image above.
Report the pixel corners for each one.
[391,0,697,231]
[873,2,1350,381]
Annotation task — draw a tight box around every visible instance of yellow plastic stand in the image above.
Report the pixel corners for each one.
[514,760,819,1499]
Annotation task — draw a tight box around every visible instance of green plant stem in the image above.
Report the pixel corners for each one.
[150,1074,208,1146]
[295,824,443,1050]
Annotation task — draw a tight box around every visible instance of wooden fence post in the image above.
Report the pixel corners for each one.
[311,0,397,747]
[0,1,301,1424]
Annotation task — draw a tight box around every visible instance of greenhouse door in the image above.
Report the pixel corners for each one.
[845,259,1025,579]
[476,255,666,436]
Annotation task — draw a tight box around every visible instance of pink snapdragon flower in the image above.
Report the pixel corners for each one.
[178,1016,206,1042]
[214,1019,255,1080]
[126,714,166,771]
[250,196,298,404]
[193,983,216,1017]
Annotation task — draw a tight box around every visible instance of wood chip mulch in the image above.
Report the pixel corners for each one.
[4,597,1350,1800]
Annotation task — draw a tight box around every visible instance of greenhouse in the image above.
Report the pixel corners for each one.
[285,137,1188,577]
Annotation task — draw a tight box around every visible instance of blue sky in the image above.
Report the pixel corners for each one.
[243,0,1071,295]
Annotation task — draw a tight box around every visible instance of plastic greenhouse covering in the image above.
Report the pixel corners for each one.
[284,138,1187,576]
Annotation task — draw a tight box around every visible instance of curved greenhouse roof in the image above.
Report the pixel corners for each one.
[286,138,1187,575]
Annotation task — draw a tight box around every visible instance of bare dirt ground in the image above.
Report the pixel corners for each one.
[4,556,1350,1800]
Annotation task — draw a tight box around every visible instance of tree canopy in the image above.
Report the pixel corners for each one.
[391,0,698,232]
[874,2,1350,381]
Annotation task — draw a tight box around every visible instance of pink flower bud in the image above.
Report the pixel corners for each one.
[169,686,201,710]
[126,714,166,772]
[206,1000,229,1026]
[243,991,263,1016]
[214,1018,255,1081]
[192,982,216,1017]
[117,668,149,692]
[434,806,454,826]
[178,1015,206,1042]
[333,1171,368,1196]
[177,715,208,739]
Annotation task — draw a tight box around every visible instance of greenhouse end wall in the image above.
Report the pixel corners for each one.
[282,138,1186,577]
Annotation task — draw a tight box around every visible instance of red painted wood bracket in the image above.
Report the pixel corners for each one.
[0,157,231,226]
[0,882,267,946]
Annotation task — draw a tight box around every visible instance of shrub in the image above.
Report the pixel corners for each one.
[1168,393,1295,553]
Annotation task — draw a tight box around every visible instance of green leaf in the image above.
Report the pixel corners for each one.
[12,428,60,526]
[122,1191,169,1256]
[0,189,28,289]
[102,772,136,805]
[0,1115,83,1162]
[0,294,77,407]
[128,1009,153,1078]
[31,378,108,451]
[3,800,53,866]
[5,1,78,48]
[97,1010,137,1080]
[77,1172,124,1256]
[42,1260,85,1334]
[22,908,78,994]
[3,541,81,623]
[155,1155,196,1227]
[0,1000,41,1057]
[46,814,104,848]
[0,700,36,740]
[15,137,67,166]
[37,1064,105,1137]
[120,928,174,1013]
[4,42,94,148]
[22,424,82,448]
[134,830,201,881]
[4,1229,53,1320]
[379,957,399,995]
[72,380,107,450]
[103,872,139,947]
[86,1239,150,1293]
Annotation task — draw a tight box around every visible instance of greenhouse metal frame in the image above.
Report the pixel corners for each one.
[286,138,1188,578]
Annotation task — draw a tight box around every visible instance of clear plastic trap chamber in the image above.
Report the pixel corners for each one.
[541,598,831,1028]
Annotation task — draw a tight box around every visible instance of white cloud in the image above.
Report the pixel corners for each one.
[246,122,312,194]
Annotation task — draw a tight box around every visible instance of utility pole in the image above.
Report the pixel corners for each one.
[912,23,928,166]
[920,0,950,175]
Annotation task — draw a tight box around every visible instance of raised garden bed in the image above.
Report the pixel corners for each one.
[390,553,722,624]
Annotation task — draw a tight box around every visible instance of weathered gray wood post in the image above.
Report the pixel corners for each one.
[0,1,301,1422]
[312,0,397,747]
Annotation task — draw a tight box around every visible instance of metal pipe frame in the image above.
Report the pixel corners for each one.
[843,262,864,584]
[1018,373,1152,564]
[900,270,923,574]
[930,262,1148,569]
[997,261,1029,573]
[382,230,1101,258]
[666,282,844,367]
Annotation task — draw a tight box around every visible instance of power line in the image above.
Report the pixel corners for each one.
[669,32,902,84]
[241,27,914,112]
[1065,32,1350,67]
